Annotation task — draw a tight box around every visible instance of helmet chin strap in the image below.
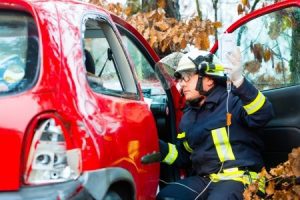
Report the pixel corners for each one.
[196,75,214,97]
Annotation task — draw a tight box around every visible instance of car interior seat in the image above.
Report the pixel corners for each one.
[84,49,103,87]
[84,49,95,75]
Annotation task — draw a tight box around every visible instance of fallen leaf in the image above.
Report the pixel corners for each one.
[266,180,275,196]
[154,21,170,31]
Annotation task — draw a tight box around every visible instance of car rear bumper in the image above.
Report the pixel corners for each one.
[0,167,135,200]
[0,179,90,200]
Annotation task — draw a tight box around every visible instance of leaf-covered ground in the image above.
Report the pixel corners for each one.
[244,147,300,200]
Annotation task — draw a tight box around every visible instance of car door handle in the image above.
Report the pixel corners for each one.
[141,152,161,164]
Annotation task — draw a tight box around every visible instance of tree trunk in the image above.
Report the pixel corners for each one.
[165,0,180,20]
[212,0,218,40]
[141,0,180,20]
[142,0,157,12]
[195,0,202,21]
[291,10,300,84]
[127,0,141,14]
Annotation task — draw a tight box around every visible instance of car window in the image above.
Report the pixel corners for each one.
[121,35,166,97]
[118,26,166,99]
[218,6,300,91]
[82,16,138,98]
[0,11,39,95]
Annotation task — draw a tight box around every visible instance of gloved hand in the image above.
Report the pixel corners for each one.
[159,139,168,162]
[224,47,244,88]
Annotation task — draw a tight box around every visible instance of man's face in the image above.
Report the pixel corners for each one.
[178,72,214,102]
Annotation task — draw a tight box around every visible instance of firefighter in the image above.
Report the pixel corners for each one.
[157,48,274,200]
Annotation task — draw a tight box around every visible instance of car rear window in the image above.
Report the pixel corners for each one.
[0,11,39,95]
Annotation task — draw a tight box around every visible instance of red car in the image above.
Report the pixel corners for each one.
[0,0,299,199]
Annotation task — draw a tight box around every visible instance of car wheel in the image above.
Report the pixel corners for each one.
[103,190,123,200]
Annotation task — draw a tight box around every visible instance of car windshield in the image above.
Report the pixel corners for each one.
[0,11,39,95]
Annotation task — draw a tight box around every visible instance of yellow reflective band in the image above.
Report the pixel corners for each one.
[223,167,239,173]
[162,143,178,165]
[177,132,186,139]
[183,141,193,153]
[248,172,266,194]
[211,127,235,162]
[210,170,245,182]
[212,64,224,72]
[209,170,265,194]
[205,64,224,72]
[243,91,266,115]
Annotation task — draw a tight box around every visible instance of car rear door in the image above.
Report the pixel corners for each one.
[211,0,300,169]
[78,12,161,199]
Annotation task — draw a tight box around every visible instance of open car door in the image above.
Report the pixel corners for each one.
[211,0,300,169]
[111,15,185,184]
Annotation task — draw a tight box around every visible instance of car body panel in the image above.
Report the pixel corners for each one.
[1,0,300,199]
[0,0,159,199]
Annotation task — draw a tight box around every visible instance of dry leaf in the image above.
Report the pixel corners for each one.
[243,188,252,200]
[194,36,202,49]
[237,148,300,199]
[244,60,261,73]
[253,43,264,63]
[266,180,275,196]
[161,38,171,53]
[289,147,300,176]
[157,0,166,9]
[292,185,300,197]
[180,37,187,49]
[93,2,217,56]
[241,0,250,9]
[154,21,169,31]
[149,27,157,48]
[172,35,179,44]
[212,21,222,29]
[241,0,248,6]
[270,163,285,176]
[275,63,284,74]
[260,167,273,180]
[237,3,244,15]
[124,7,132,16]
[263,48,272,62]
[201,34,210,50]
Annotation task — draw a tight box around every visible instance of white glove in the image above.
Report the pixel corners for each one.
[224,47,244,88]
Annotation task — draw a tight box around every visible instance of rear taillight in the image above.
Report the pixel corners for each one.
[24,118,81,184]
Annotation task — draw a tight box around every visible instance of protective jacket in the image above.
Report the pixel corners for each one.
[160,78,274,176]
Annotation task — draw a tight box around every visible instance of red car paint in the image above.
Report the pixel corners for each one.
[0,0,298,199]
[0,0,170,199]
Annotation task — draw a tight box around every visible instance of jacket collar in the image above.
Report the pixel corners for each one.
[204,85,226,105]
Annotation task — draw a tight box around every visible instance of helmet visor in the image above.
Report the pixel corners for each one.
[154,52,184,90]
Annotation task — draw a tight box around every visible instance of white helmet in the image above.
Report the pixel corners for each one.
[175,49,225,78]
